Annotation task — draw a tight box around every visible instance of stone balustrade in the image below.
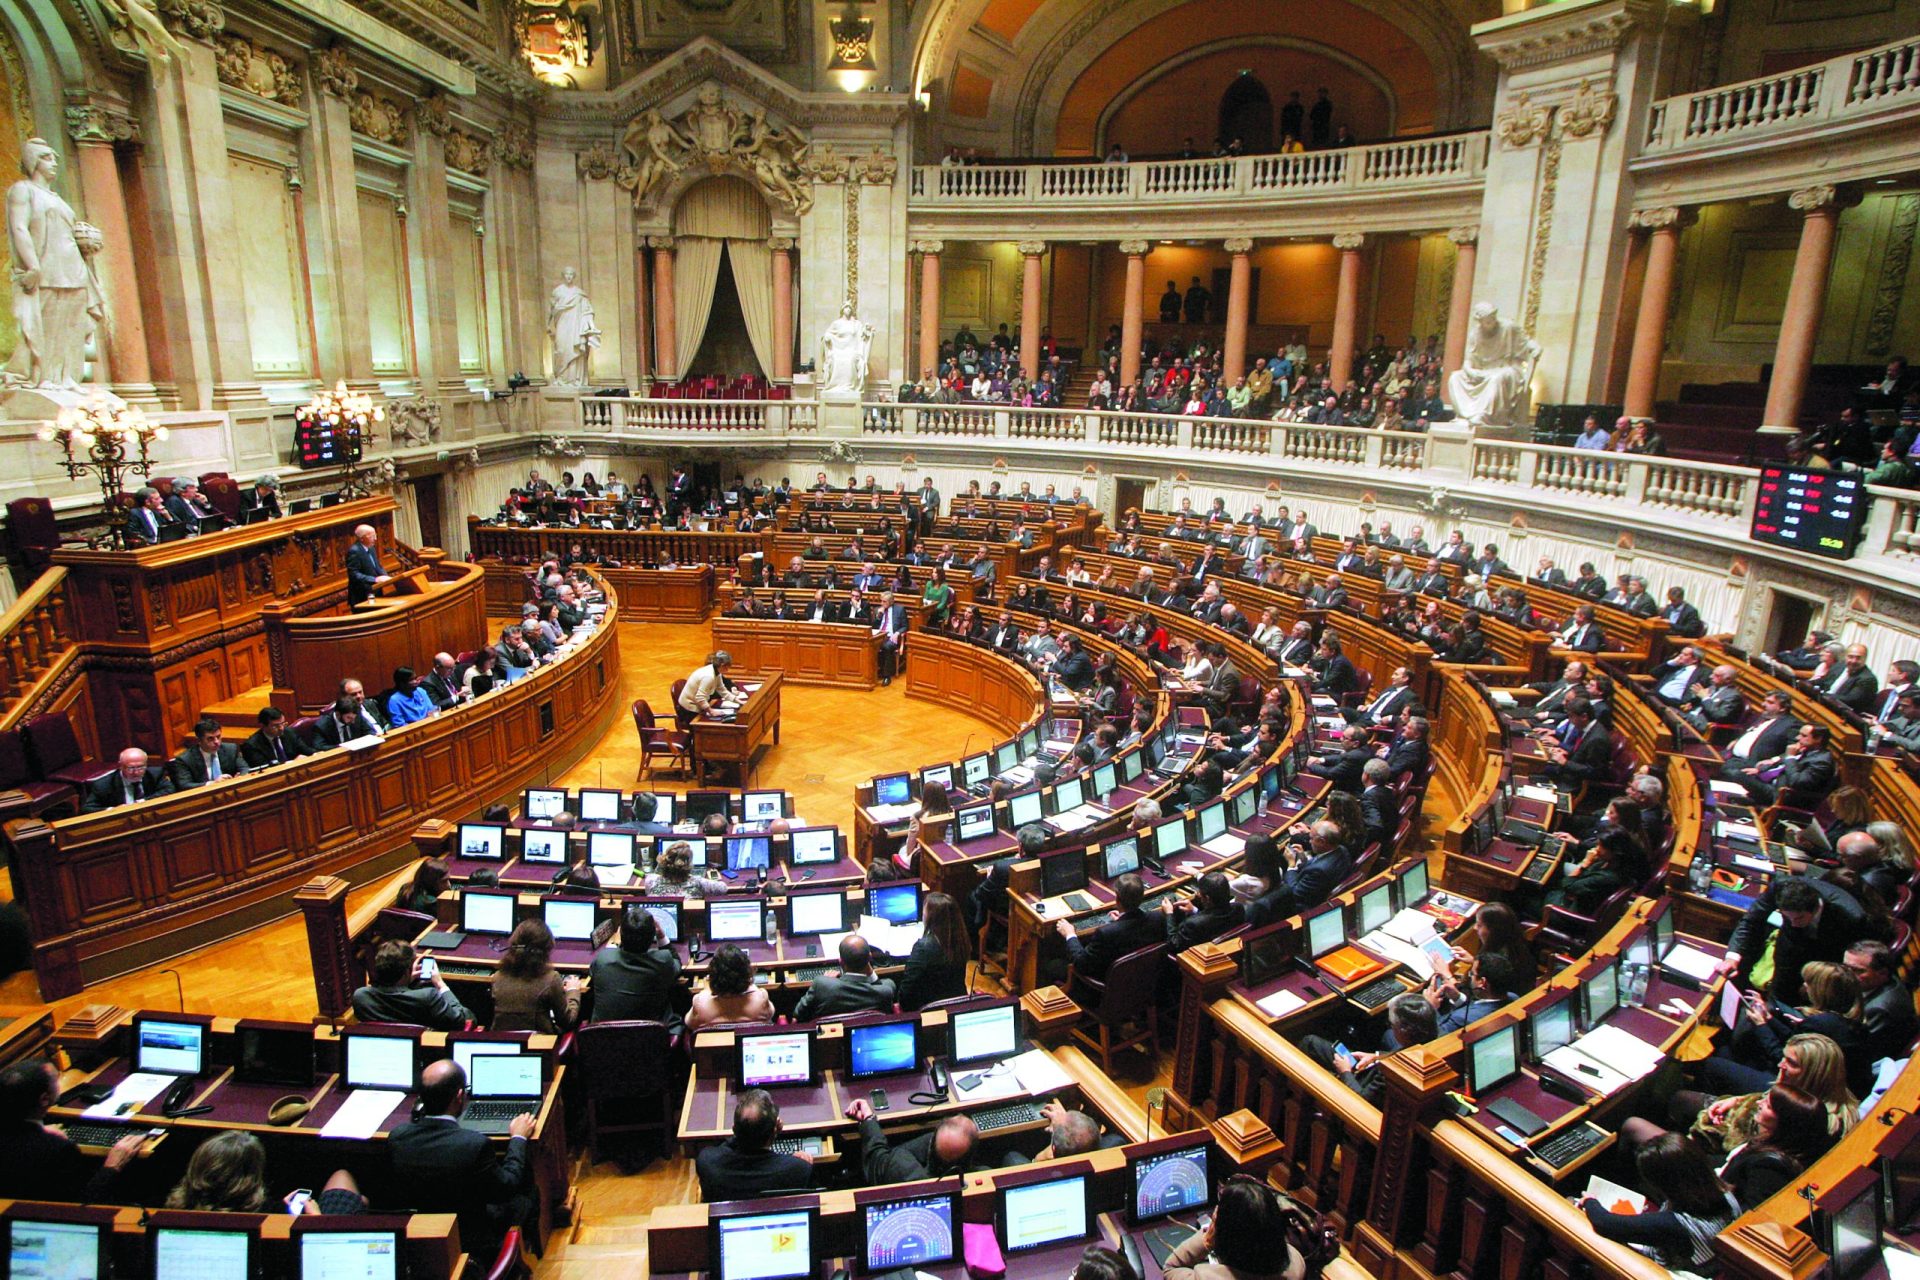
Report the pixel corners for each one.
[1644,33,1920,153]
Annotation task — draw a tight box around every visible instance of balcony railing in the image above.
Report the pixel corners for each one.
[908,133,1488,208]
[1644,34,1920,152]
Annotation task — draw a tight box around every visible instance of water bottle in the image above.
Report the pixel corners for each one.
[1689,853,1712,894]
[764,909,779,950]
[1630,962,1652,1008]
[1256,785,1270,820]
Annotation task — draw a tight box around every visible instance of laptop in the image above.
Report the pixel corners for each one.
[459,1052,544,1133]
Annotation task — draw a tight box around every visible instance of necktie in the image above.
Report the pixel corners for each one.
[206,752,220,781]
[128,781,142,803]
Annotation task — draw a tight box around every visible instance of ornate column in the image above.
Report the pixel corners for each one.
[1221,237,1254,382]
[1329,231,1366,390]
[1440,226,1479,383]
[408,94,463,395]
[770,236,795,381]
[914,239,943,380]
[649,236,677,382]
[1621,206,1694,420]
[306,44,375,387]
[1018,240,1046,380]
[1119,239,1149,387]
[633,242,652,383]
[1762,185,1858,433]
[65,105,155,400]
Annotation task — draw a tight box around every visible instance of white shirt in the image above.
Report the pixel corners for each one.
[1731,716,1777,759]
[680,664,728,714]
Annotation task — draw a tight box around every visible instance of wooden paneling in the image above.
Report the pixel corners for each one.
[711,618,881,689]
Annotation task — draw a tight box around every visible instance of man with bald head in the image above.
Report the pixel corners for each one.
[81,747,174,811]
[847,1097,979,1182]
[1263,821,1353,920]
[389,1059,535,1257]
[345,523,390,607]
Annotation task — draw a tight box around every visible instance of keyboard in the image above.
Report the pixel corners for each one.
[60,1121,144,1149]
[464,1100,537,1123]
[1531,1122,1611,1169]
[786,965,831,983]
[1349,975,1406,1010]
[771,1136,824,1156]
[1521,855,1557,884]
[970,1102,1045,1132]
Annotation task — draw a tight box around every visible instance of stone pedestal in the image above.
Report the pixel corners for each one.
[1,385,125,422]
[540,386,583,431]
[817,390,862,438]
[1425,422,1479,474]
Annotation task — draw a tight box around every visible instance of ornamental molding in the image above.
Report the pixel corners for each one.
[1223,237,1254,254]
[1118,238,1150,255]
[1866,195,1918,357]
[349,89,411,146]
[646,234,675,250]
[1557,76,1617,139]
[215,32,301,106]
[445,127,492,174]
[768,235,795,252]
[1494,91,1553,149]
[1474,0,1659,71]
[415,92,454,139]
[1446,225,1479,245]
[910,239,944,255]
[1788,184,1860,214]
[153,0,223,43]
[1017,239,1048,257]
[64,103,140,144]
[1629,205,1695,232]
[495,121,535,169]
[312,44,358,98]
[1331,231,1366,251]
[584,84,821,215]
[577,139,619,179]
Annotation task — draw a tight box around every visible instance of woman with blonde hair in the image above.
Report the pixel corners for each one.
[1645,1032,1862,1155]
[1868,819,1915,870]
[1699,961,1874,1098]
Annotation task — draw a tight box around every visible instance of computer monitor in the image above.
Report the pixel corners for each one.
[1231,787,1258,826]
[847,1018,920,1080]
[954,804,996,844]
[862,1191,958,1272]
[873,772,912,807]
[4,1211,110,1280]
[1040,852,1087,898]
[542,896,597,943]
[1399,859,1430,907]
[522,788,567,821]
[1826,1178,1886,1280]
[1152,818,1187,863]
[635,898,682,945]
[1530,998,1575,1061]
[1355,883,1393,937]
[919,765,954,793]
[1091,762,1118,799]
[993,742,1019,774]
[1582,964,1619,1029]
[711,1206,816,1280]
[726,835,772,871]
[1048,776,1085,815]
[456,823,505,860]
[786,827,840,866]
[961,754,991,789]
[150,1218,254,1280]
[462,889,517,936]
[644,792,677,826]
[343,1031,418,1092]
[1193,802,1227,845]
[1019,728,1041,757]
[1129,1141,1213,1224]
[1654,906,1675,958]
[1304,907,1345,960]
[519,828,569,864]
[1006,789,1043,830]
[576,788,624,823]
[1102,836,1141,881]
[998,1175,1091,1254]
[587,831,636,872]
[1119,750,1144,784]
[1466,1024,1520,1093]
[867,882,921,924]
[685,791,731,824]
[294,1223,407,1280]
[707,898,766,943]
[948,1001,1018,1067]
[133,1017,207,1077]
[448,1036,524,1079]
[742,791,785,823]
[469,1051,543,1102]
[233,1022,316,1087]
[787,891,846,937]
[737,1029,815,1089]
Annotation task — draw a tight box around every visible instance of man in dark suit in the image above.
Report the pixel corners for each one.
[794,935,897,1020]
[389,1059,535,1258]
[1540,701,1613,787]
[0,1059,144,1202]
[985,611,1020,654]
[1568,563,1607,599]
[1662,588,1705,638]
[1531,556,1568,586]
[1309,573,1349,611]
[1358,760,1397,850]
[81,747,175,811]
[1273,622,1316,667]
[1270,822,1354,916]
[1720,876,1867,1004]
[420,653,466,711]
[124,486,179,545]
[1056,873,1164,984]
[1162,872,1242,953]
[1647,646,1711,707]
[802,590,840,624]
[872,591,909,685]
[310,680,387,749]
[1310,638,1359,697]
[351,940,470,1029]
[1734,722,1838,808]
[238,476,282,522]
[1381,716,1431,779]
[1679,664,1747,732]
[1715,690,1800,779]
[1306,994,1438,1106]
[1558,605,1607,653]
[1845,940,1918,1062]
[345,524,390,607]
[1309,725,1373,792]
[846,1099,978,1182]
[1814,644,1880,714]
[168,718,249,790]
[1344,666,1416,726]
[164,478,219,529]
[240,706,310,770]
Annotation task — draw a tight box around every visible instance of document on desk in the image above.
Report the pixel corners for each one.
[1708,780,1749,798]
[859,914,925,957]
[1541,1045,1633,1096]
[342,735,383,753]
[1575,1024,1664,1077]
[82,1071,175,1118]
[1661,943,1722,983]
[1582,1175,1648,1215]
[1356,929,1428,975]
[1256,988,1307,1018]
[321,1089,407,1139]
[952,1065,1022,1103]
[1008,1049,1073,1095]
[1514,784,1560,805]
[866,801,923,824]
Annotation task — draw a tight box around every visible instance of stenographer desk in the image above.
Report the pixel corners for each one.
[690,672,783,786]
[711,617,882,689]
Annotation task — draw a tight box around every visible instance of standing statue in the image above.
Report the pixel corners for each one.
[818,303,873,397]
[547,267,600,388]
[5,138,105,391]
[1445,302,1541,428]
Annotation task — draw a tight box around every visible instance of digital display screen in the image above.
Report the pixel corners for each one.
[962,755,990,788]
[470,1052,542,1099]
[520,829,568,864]
[295,418,362,469]
[153,1228,250,1280]
[955,805,996,843]
[920,765,953,792]
[235,1025,314,1087]
[1007,790,1044,830]
[298,1230,399,1280]
[726,836,771,871]
[707,899,765,942]
[1468,1026,1519,1093]
[524,789,567,820]
[1050,776,1084,814]
[714,1209,814,1280]
[864,1194,957,1271]
[344,1033,416,1091]
[636,899,681,944]
[874,773,912,806]
[868,882,922,924]
[1103,837,1140,880]
[1232,788,1257,825]
[1041,853,1087,897]
[543,897,596,942]
[449,1039,520,1079]
[738,1030,812,1088]
[463,890,516,935]
[787,892,845,937]
[1153,819,1188,862]
[686,791,730,824]
[1531,999,1574,1059]
[1019,728,1041,756]
[993,743,1019,774]
[588,832,635,869]
[1357,884,1392,936]
[135,1019,205,1076]
[1195,802,1227,844]
[950,1003,1018,1066]
[1306,908,1344,959]
[1092,763,1118,798]
[1120,751,1143,783]
[7,1220,104,1280]
[787,828,839,865]
[1131,1144,1212,1223]
[1583,965,1619,1027]
[1750,466,1868,560]
[1400,860,1429,906]
[847,1020,919,1079]
[457,823,505,860]
[742,791,784,821]
[1001,1177,1089,1252]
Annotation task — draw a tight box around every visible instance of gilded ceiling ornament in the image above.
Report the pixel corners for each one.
[514,0,599,87]
[1494,91,1553,149]
[214,33,301,107]
[349,91,411,146]
[1557,76,1617,139]
[312,45,357,99]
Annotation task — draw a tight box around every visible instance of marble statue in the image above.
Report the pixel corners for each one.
[819,304,873,397]
[1446,303,1540,429]
[5,138,105,391]
[619,109,690,206]
[547,268,600,388]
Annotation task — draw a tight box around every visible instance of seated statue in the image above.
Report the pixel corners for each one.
[1446,303,1540,429]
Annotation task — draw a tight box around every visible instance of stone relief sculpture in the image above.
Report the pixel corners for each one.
[610,84,815,215]
[5,138,105,393]
[547,268,601,388]
[818,302,873,397]
[1446,303,1541,429]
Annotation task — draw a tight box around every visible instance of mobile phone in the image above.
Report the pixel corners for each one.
[417,956,438,981]
[868,1089,890,1112]
[1332,1042,1351,1061]
[286,1189,313,1216]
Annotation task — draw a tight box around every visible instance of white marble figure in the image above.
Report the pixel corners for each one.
[1446,302,1541,428]
[5,138,104,390]
[818,303,873,397]
[547,268,600,388]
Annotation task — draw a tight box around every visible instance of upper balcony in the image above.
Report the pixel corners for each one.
[905,133,1490,239]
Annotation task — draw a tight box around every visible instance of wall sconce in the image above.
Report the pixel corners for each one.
[827,8,877,93]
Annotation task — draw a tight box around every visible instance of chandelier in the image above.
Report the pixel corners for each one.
[38,396,168,549]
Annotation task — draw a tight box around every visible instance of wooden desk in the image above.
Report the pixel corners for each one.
[691,671,782,785]
[481,558,713,622]
[711,617,882,689]
[467,517,763,569]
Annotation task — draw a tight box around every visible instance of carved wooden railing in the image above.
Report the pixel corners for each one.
[0,568,75,729]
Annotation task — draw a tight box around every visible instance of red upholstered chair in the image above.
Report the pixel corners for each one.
[198,475,242,521]
[0,728,77,819]
[22,712,115,787]
[634,699,690,781]
[1069,941,1168,1071]
[483,1228,527,1280]
[5,496,67,580]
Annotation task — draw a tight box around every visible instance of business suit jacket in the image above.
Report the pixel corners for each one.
[345,541,385,606]
[874,604,910,646]
[81,766,175,812]
[1648,660,1708,702]
[1312,586,1350,611]
[165,493,215,527]
[1663,602,1705,638]
[1544,722,1614,785]
[0,1119,131,1203]
[1445,630,1489,664]
[1560,622,1607,652]
[1275,635,1315,666]
[1308,747,1372,793]
[794,970,898,1021]
[1384,736,1430,778]
[420,670,462,710]
[589,943,686,1030]
[1728,876,1865,982]
[389,1118,531,1254]
[168,743,248,789]
[1412,572,1450,595]
[311,707,384,749]
[1064,908,1165,981]
[1721,716,1799,770]
[351,980,470,1030]
[1775,747,1838,807]
[986,624,1021,653]
[1166,901,1243,953]
[1690,684,1747,727]
[803,600,841,623]
[1382,567,1415,592]
[858,1116,977,1185]
[124,504,175,545]
[1862,977,1919,1061]
[239,489,281,521]
[1359,785,1397,849]
[1533,568,1568,586]
[1279,845,1355,913]
[1815,666,1880,713]
[240,727,309,769]
[1569,573,1607,599]
[1312,654,1358,696]
[1349,684,1413,726]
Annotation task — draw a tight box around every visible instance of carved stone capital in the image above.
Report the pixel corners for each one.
[311,44,357,98]
[215,33,301,107]
[1446,225,1479,246]
[910,238,944,255]
[1016,239,1047,257]
[349,90,411,146]
[445,128,491,174]
[152,0,223,43]
[1494,91,1553,149]
[415,93,454,140]
[1630,205,1696,233]
[64,104,140,146]
[495,122,534,170]
[1332,231,1366,252]
[1789,184,1860,215]
[1223,236,1254,255]
[647,234,675,251]
[1118,238,1150,257]
[577,140,620,180]
[768,236,795,253]
[1556,76,1617,140]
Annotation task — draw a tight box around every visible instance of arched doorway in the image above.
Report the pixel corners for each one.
[669,177,784,379]
[1217,71,1272,152]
